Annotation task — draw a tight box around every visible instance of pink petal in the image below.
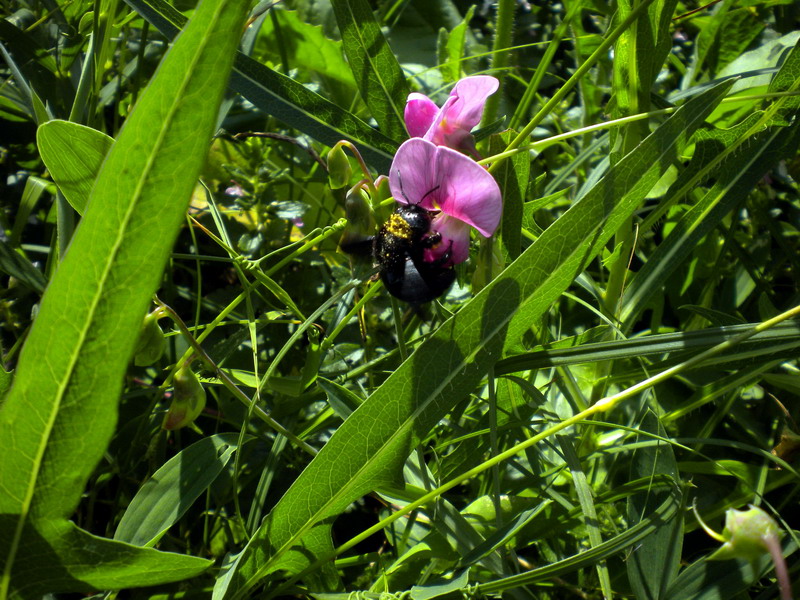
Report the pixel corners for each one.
[389,139,502,238]
[434,146,502,237]
[423,95,457,146]
[389,139,440,208]
[446,76,500,131]
[405,93,439,138]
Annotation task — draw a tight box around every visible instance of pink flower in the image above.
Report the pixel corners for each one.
[404,76,499,157]
[390,138,501,265]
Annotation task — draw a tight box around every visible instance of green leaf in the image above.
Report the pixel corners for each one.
[0,19,68,119]
[0,367,11,399]
[620,112,800,326]
[626,410,682,600]
[0,239,47,293]
[260,9,356,99]
[410,569,470,600]
[115,434,246,546]
[560,436,612,598]
[502,79,734,355]
[330,0,409,141]
[0,0,250,596]
[611,0,678,132]
[214,78,734,600]
[3,519,211,598]
[494,320,800,374]
[490,131,527,263]
[766,36,800,125]
[692,6,765,82]
[123,0,397,172]
[37,121,114,215]
[479,490,682,594]
[317,377,363,419]
[437,5,475,82]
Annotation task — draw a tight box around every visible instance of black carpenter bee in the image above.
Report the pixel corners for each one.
[341,186,455,304]
[373,202,455,304]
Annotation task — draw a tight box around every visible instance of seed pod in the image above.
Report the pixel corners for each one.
[133,311,166,366]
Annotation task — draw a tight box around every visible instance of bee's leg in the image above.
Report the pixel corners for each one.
[339,236,375,257]
[421,231,442,248]
[428,240,454,267]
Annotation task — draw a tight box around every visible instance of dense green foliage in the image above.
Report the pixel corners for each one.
[1,0,799,598]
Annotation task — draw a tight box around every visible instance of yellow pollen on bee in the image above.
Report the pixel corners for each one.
[385,214,412,238]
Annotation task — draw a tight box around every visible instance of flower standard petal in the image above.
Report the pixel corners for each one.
[389,138,439,208]
[434,145,502,237]
[405,93,439,137]
[446,76,500,132]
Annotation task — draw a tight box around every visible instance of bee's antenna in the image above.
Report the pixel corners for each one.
[396,169,439,206]
[420,185,440,204]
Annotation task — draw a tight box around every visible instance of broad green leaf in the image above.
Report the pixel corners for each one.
[626,411,682,600]
[0,0,250,597]
[115,434,246,546]
[214,79,734,600]
[2,519,210,598]
[330,0,409,141]
[123,0,397,172]
[37,121,114,215]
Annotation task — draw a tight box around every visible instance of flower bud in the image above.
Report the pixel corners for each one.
[327,143,352,190]
[339,183,376,251]
[162,364,206,431]
[710,505,782,563]
[134,311,166,366]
